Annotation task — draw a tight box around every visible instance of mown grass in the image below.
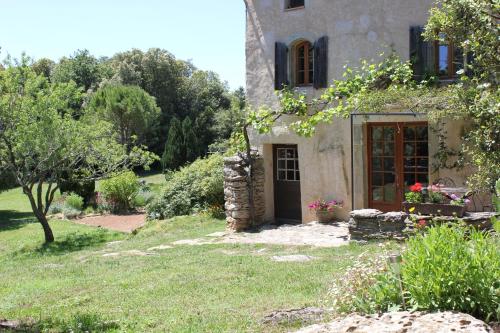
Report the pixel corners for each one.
[0,186,394,332]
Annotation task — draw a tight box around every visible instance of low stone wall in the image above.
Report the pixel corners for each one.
[224,154,265,232]
[349,209,407,240]
[349,209,498,240]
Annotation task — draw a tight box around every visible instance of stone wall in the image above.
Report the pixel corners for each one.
[224,154,266,232]
[349,209,498,240]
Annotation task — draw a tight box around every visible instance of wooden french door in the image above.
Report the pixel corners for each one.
[273,144,302,222]
[368,122,429,212]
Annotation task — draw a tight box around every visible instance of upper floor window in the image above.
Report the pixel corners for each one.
[286,0,304,9]
[435,34,462,78]
[295,41,314,86]
[410,26,467,80]
[275,36,328,90]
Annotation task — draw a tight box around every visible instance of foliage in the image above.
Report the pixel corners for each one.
[427,190,444,204]
[182,116,198,163]
[307,199,343,212]
[86,84,161,150]
[161,117,184,171]
[99,171,140,212]
[423,0,499,81]
[404,191,423,204]
[109,48,233,157]
[347,225,500,321]
[148,154,224,219]
[0,57,155,242]
[211,87,246,141]
[64,192,84,211]
[401,225,499,321]
[31,58,55,79]
[51,49,110,91]
[327,243,401,314]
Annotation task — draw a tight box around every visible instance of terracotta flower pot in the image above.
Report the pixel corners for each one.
[315,210,335,223]
[402,202,466,217]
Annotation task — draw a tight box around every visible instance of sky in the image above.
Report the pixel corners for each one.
[0,0,246,89]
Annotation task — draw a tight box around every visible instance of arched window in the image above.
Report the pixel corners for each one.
[294,41,314,86]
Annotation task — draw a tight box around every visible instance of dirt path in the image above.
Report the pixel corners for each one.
[75,214,146,233]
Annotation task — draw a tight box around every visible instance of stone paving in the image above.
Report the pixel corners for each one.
[216,222,350,248]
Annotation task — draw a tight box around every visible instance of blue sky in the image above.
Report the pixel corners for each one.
[0,0,246,89]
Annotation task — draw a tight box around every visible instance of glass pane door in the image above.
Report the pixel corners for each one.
[403,125,429,189]
[369,125,398,210]
[368,122,429,212]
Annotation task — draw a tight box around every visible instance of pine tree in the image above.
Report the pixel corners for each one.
[182,116,198,163]
[161,117,184,171]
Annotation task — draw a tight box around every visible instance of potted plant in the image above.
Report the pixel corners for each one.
[308,199,343,223]
[402,183,471,217]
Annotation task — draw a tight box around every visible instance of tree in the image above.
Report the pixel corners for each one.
[0,58,155,243]
[32,58,55,79]
[182,116,198,163]
[212,87,246,141]
[87,84,161,151]
[51,49,108,91]
[161,117,184,171]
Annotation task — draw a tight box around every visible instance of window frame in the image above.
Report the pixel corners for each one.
[294,40,314,87]
[285,0,305,10]
[433,38,459,79]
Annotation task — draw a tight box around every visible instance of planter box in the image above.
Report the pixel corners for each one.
[402,202,466,217]
[315,210,335,223]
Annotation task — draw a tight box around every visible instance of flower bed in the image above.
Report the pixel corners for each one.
[403,183,472,217]
[402,202,466,217]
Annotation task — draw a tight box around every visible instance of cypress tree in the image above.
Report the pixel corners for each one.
[161,117,183,171]
[182,116,198,163]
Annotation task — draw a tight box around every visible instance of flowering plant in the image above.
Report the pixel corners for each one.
[409,182,423,192]
[308,199,343,212]
[445,193,472,206]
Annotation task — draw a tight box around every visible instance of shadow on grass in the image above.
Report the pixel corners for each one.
[2,312,120,333]
[34,230,113,255]
[0,210,36,232]
[12,229,115,257]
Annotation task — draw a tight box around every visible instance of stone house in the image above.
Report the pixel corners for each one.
[243,0,485,224]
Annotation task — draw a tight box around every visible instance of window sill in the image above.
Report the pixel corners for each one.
[285,6,305,12]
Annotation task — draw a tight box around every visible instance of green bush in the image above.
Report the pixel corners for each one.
[99,171,140,212]
[402,225,499,321]
[147,153,224,219]
[65,192,84,211]
[133,189,156,208]
[358,225,500,321]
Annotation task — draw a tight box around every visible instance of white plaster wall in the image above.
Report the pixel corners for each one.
[245,0,477,223]
[246,0,436,109]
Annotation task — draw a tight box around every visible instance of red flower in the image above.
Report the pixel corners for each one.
[409,182,423,192]
[417,219,427,228]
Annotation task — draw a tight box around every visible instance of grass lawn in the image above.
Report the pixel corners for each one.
[0,186,395,332]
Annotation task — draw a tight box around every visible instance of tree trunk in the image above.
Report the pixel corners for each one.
[23,186,55,243]
[37,213,55,243]
[242,124,256,226]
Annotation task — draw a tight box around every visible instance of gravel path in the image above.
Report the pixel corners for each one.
[75,214,146,233]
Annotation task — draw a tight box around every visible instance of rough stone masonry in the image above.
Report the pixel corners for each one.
[224,154,266,232]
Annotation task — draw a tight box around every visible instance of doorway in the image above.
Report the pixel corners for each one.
[273,144,302,222]
[367,122,429,212]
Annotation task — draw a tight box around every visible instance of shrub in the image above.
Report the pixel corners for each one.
[65,192,84,211]
[48,200,65,215]
[346,225,500,321]
[99,171,140,212]
[133,189,156,208]
[147,153,224,219]
[401,225,499,321]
